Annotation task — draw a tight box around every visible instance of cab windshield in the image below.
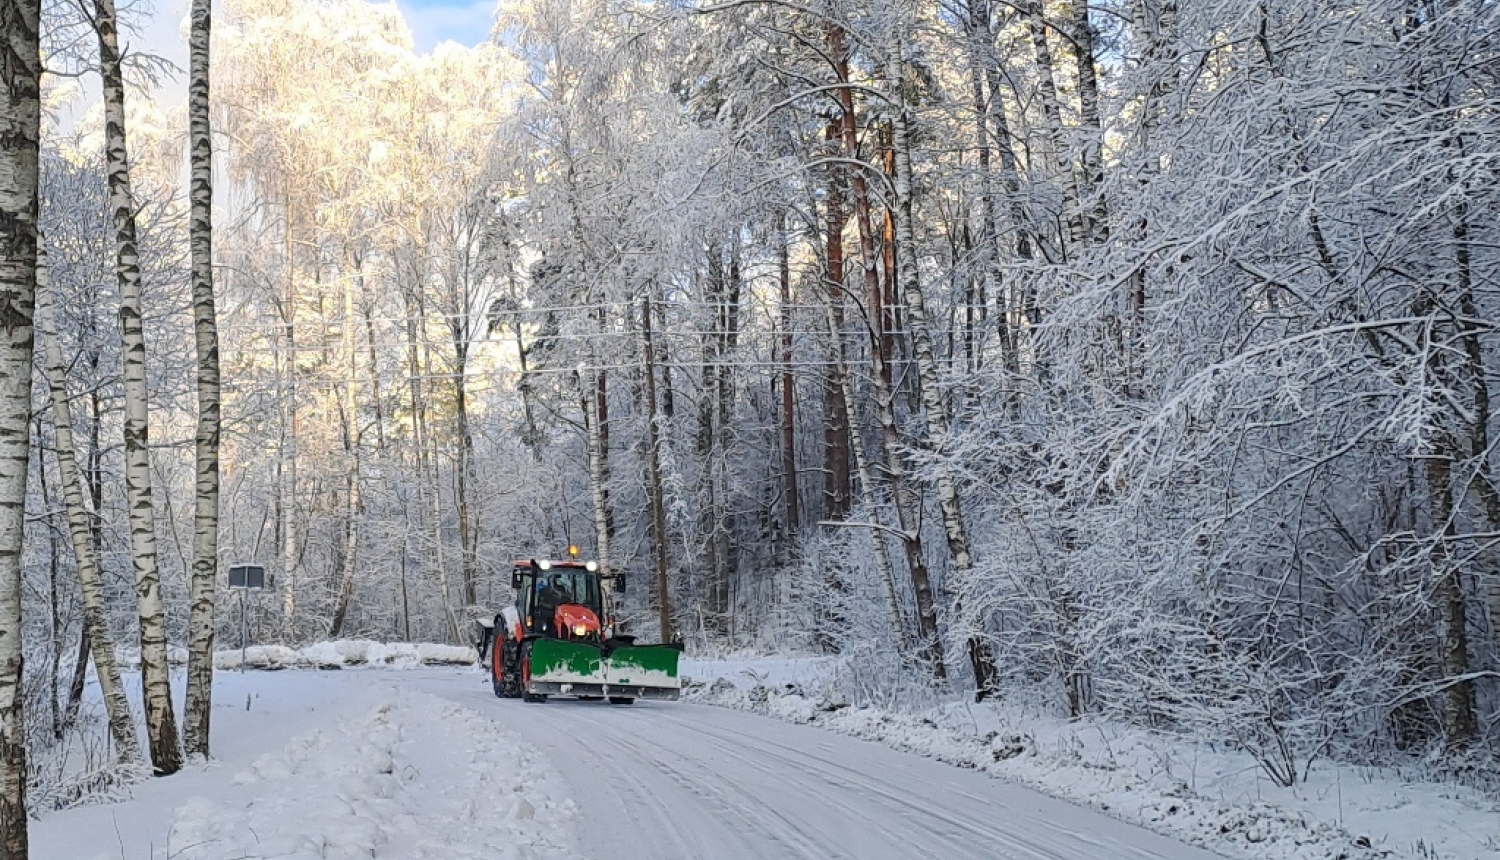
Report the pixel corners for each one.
[530,568,601,615]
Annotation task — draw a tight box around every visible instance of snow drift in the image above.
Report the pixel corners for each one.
[212,640,477,670]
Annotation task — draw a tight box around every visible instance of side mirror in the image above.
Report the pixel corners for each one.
[612,574,626,594]
[511,571,523,589]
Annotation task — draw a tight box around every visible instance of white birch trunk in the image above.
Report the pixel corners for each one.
[1023,0,1085,250]
[888,42,997,696]
[183,0,220,761]
[887,49,973,574]
[37,253,141,766]
[825,304,908,654]
[0,2,39,845]
[329,257,361,638]
[93,0,181,775]
[279,211,298,641]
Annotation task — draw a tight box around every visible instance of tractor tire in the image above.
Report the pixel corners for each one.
[607,696,635,706]
[520,641,547,703]
[577,695,602,701]
[492,639,522,699]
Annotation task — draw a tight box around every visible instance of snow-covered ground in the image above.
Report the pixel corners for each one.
[679,655,1500,860]
[27,646,1499,860]
[31,668,581,860]
[167,688,582,860]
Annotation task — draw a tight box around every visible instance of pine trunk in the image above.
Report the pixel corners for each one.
[821,102,852,521]
[94,0,181,775]
[183,0,219,760]
[835,61,941,675]
[778,219,799,543]
[585,368,613,577]
[1068,0,1108,243]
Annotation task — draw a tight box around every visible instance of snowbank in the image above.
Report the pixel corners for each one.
[683,658,1500,860]
[213,640,477,670]
[165,687,584,860]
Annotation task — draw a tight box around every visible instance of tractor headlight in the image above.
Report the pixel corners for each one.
[572,625,589,637]
[537,559,551,570]
[584,561,598,572]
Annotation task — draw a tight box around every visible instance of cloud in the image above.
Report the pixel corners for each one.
[395,0,496,52]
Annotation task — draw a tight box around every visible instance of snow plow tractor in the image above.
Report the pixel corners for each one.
[477,554,682,704]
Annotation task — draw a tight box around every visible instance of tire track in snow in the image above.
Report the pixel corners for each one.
[634,707,1071,860]
[525,701,837,859]
[651,705,1140,858]
[419,673,1228,860]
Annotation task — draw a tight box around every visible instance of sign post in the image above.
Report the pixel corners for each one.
[228,564,267,672]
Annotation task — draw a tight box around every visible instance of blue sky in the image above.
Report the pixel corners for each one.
[394,0,496,52]
[136,0,495,64]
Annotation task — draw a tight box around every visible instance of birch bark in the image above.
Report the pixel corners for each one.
[887,41,996,696]
[825,303,908,653]
[183,0,220,760]
[0,0,39,845]
[37,254,140,766]
[93,0,181,775]
[1022,0,1085,250]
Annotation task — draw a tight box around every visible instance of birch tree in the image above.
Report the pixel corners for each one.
[182,0,220,760]
[0,0,39,848]
[92,0,180,775]
[36,250,139,766]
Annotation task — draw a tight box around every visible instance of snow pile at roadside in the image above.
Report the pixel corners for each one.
[213,640,476,670]
[165,687,584,860]
[684,658,1498,860]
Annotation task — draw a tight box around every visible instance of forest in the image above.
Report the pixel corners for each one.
[0,0,1497,849]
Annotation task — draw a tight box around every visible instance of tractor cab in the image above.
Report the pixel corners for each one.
[511,558,612,641]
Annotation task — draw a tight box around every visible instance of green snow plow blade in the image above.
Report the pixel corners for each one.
[526,638,681,701]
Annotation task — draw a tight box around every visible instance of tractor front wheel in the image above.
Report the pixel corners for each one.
[493,638,522,699]
[520,641,547,704]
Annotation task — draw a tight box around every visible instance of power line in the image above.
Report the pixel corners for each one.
[216,356,928,392]
[213,299,926,332]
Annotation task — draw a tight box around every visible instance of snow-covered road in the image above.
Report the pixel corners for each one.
[34,667,1231,859]
[413,672,1228,860]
